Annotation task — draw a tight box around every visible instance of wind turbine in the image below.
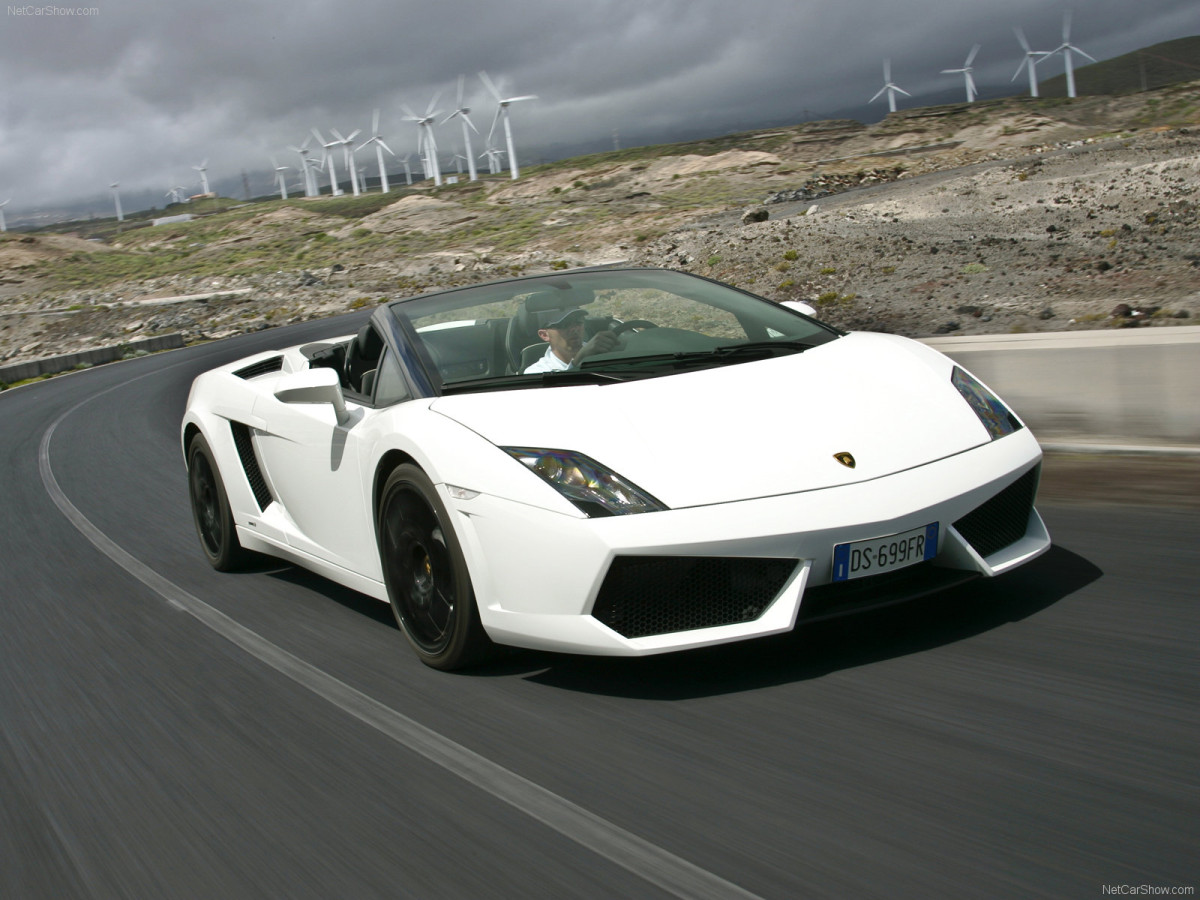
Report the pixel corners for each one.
[110,182,124,222]
[398,153,414,185]
[289,137,318,196]
[402,94,444,186]
[332,128,363,196]
[870,59,910,114]
[0,199,10,232]
[271,157,290,199]
[480,144,505,175]
[193,159,211,195]
[479,71,536,180]
[165,185,186,205]
[1012,27,1050,97]
[311,128,343,195]
[305,155,325,196]
[443,75,480,182]
[941,44,981,102]
[1039,11,1096,99]
[361,109,396,193]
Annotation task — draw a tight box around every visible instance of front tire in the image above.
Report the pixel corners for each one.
[187,433,250,571]
[377,464,492,670]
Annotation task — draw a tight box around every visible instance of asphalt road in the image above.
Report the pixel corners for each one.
[2,323,1196,899]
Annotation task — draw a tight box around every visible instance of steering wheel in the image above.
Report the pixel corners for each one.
[612,319,658,336]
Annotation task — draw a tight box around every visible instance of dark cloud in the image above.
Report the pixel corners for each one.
[0,0,1194,216]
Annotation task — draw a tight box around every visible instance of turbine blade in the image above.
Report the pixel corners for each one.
[372,108,380,134]
[479,70,502,101]
[965,43,980,66]
[1014,27,1031,53]
[1063,10,1072,43]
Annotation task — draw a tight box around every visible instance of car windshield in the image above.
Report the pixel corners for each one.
[388,268,840,392]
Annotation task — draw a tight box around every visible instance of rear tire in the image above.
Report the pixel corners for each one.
[377,464,493,670]
[187,433,250,572]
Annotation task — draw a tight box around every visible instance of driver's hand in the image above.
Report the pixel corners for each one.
[573,329,621,365]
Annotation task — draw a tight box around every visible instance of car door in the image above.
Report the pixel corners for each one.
[250,323,391,575]
[252,391,374,574]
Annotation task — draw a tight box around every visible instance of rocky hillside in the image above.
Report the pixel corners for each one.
[1,83,1198,373]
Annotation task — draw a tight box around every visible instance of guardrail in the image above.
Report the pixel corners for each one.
[921,326,1200,449]
[0,333,185,385]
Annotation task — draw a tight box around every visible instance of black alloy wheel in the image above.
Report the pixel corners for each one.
[378,464,492,670]
[187,433,249,571]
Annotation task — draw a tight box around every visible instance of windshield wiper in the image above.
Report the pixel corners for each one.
[580,340,815,372]
[439,369,623,394]
[708,340,815,357]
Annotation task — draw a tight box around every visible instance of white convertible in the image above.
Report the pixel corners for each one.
[182,267,1050,669]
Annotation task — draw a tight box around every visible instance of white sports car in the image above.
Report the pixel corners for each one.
[182,267,1050,669]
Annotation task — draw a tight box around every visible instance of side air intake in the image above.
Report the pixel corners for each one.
[234,357,284,379]
[230,422,273,511]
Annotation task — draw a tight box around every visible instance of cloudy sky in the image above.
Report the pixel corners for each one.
[0,0,1195,220]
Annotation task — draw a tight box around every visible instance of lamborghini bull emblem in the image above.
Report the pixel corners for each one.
[834,451,856,469]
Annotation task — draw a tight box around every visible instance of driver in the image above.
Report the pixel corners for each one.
[523,308,621,373]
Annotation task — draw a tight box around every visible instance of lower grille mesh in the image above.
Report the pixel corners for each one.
[592,556,797,639]
[953,464,1039,559]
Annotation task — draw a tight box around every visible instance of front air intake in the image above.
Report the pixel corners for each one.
[953,464,1040,560]
[592,556,798,638]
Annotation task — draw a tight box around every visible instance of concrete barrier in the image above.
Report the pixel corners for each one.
[3,325,1197,452]
[921,326,1200,448]
[0,333,186,385]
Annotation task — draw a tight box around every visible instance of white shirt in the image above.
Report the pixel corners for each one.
[523,346,571,374]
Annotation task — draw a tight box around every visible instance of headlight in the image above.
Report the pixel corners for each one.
[502,447,667,517]
[951,366,1023,440]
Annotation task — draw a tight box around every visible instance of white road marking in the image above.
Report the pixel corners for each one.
[38,370,763,900]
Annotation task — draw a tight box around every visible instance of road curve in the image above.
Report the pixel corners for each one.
[2,320,1196,899]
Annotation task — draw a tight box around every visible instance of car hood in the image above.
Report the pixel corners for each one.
[429,332,992,509]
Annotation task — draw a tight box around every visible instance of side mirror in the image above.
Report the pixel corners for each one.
[274,367,350,424]
[782,300,818,317]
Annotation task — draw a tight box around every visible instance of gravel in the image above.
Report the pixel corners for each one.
[1,116,1197,373]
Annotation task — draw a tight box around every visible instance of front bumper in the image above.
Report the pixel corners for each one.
[445,430,1049,656]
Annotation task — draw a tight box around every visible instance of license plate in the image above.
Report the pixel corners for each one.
[832,523,939,582]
